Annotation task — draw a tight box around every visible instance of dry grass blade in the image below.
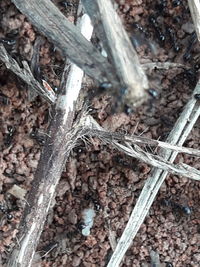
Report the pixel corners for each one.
[105,80,200,266]
[82,118,200,180]
[87,129,200,157]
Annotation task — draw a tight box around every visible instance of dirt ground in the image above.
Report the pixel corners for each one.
[0,0,200,266]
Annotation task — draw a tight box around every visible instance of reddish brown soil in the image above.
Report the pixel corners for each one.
[0,0,200,266]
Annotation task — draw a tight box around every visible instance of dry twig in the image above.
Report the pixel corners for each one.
[7,10,93,267]
[142,62,188,71]
[11,0,120,87]
[0,44,56,104]
[82,0,149,105]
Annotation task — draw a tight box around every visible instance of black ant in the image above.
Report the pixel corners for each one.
[161,198,192,216]
[0,203,14,221]
[187,68,199,85]
[5,29,19,39]
[183,32,197,61]
[194,94,200,100]
[173,16,181,24]
[166,27,180,52]
[173,60,199,89]
[0,38,16,47]
[182,67,199,88]
[148,88,159,99]
[4,125,15,147]
[59,1,73,8]
[149,15,165,43]
[0,92,10,105]
[172,0,181,7]
[76,221,86,231]
[73,146,85,154]
[112,155,138,171]
[132,23,149,38]
[99,82,112,91]
[124,104,134,115]
[84,193,101,211]
[30,127,46,145]
[113,155,130,168]
[0,37,17,54]
[155,0,168,13]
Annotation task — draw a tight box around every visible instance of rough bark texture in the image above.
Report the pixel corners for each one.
[7,112,82,267]
[82,0,149,106]
[7,10,93,267]
[11,0,120,87]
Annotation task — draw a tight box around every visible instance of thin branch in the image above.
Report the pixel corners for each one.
[107,80,200,266]
[0,44,56,104]
[7,10,93,267]
[142,62,188,71]
[11,0,120,87]
[82,0,149,105]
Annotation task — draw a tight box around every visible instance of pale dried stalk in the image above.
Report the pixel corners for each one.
[83,118,200,181]
[142,62,188,71]
[7,12,93,267]
[0,44,56,104]
[86,129,200,157]
[188,0,200,42]
[107,80,200,267]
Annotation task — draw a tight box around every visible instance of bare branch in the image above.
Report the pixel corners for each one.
[7,11,93,267]
[82,0,149,105]
[11,0,120,87]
